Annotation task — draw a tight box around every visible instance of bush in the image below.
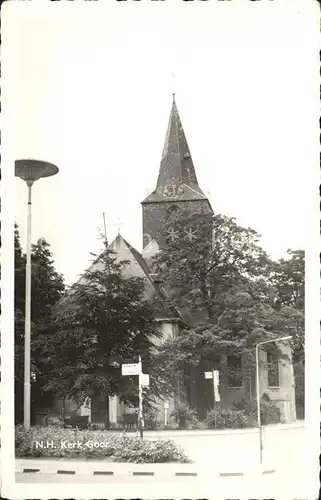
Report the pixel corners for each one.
[108,422,124,431]
[64,415,89,429]
[171,403,198,429]
[143,410,159,430]
[188,420,208,430]
[15,425,189,463]
[88,423,106,431]
[233,396,280,425]
[45,415,63,427]
[15,425,125,459]
[113,438,189,463]
[205,408,249,429]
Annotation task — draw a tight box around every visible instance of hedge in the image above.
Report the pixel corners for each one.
[233,397,281,425]
[15,425,189,463]
[205,409,249,429]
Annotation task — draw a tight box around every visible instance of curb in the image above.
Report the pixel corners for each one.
[18,467,276,477]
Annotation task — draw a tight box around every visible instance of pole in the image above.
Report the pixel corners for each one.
[138,356,144,438]
[255,344,263,466]
[24,182,33,430]
[212,369,216,429]
[164,403,168,427]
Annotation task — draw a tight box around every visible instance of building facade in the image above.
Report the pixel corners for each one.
[38,97,296,427]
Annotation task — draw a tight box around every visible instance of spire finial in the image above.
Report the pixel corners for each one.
[171,72,176,102]
[112,216,124,236]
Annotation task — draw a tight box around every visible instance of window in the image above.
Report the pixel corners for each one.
[227,355,243,388]
[267,351,279,387]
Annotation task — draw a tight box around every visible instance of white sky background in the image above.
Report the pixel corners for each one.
[7,1,319,286]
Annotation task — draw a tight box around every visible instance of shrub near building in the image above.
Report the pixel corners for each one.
[15,425,189,463]
[233,396,281,426]
[205,409,249,429]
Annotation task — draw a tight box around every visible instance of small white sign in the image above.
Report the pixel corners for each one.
[140,373,150,386]
[204,371,213,379]
[164,401,169,409]
[122,363,142,376]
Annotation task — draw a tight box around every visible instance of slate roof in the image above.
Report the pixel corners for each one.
[56,234,187,326]
[142,96,208,204]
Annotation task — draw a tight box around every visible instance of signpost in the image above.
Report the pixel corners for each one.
[121,358,148,438]
[164,401,169,426]
[140,374,150,387]
[121,362,142,376]
[204,369,220,428]
[213,370,220,403]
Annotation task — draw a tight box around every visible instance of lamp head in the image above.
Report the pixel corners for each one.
[15,159,59,184]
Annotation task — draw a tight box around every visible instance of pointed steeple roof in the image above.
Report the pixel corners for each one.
[143,96,207,203]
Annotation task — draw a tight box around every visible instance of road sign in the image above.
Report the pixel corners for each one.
[121,362,142,376]
[204,371,212,379]
[213,370,220,401]
[164,401,169,409]
[140,373,150,386]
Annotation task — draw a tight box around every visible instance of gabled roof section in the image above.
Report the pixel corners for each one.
[55,234,186,325]
[142,239,160,263]
[142,96,208,204]
[122,237,153,280]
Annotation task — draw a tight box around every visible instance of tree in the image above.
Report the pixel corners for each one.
[269,249,305,416]
[14,226,65,423]
[271,250,304,310]
[14,224,26,422]
[36,247,170,410]
[151,209,299,412]
[153,210,274,319]
[269,250,304,360]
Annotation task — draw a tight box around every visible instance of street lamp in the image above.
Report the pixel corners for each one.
[255,335,292,466]
[15,159,59,430]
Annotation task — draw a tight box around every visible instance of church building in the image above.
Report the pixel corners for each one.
[43,96,296,427]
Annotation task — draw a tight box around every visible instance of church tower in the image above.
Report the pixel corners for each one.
[142,96,213,250]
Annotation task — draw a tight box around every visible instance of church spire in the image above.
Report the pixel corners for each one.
[142,96,208,204]
[141,96,213,249]
[156,98,199,191]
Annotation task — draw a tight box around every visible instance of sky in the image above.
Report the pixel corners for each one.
[5,0,319,285]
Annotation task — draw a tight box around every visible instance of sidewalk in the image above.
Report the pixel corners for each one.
[142,420,304,438]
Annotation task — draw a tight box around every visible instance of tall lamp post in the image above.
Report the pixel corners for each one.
[15,159,59,430]
[255,335,292,466]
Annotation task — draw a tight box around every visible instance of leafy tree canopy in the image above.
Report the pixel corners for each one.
[270,250,304,311]
[36,247,171,408]
[151,210,304,379]
[269,249,304,362]
[14,224,65,422]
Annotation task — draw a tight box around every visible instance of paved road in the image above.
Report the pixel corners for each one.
[144,425,305,472]
[14,424,310,496]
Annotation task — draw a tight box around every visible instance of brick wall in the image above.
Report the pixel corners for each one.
[142,199,212,249]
